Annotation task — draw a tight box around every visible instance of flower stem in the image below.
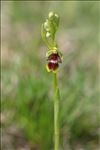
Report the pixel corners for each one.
[53,73,59,150]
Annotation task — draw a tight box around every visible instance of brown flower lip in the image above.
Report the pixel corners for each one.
[46,53,62,72]
[48,62,59,71]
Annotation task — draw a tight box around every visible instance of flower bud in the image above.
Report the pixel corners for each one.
[55,14,59,19]
[48,12,54,19]
[46,32,51,38]
[44,19,50,31]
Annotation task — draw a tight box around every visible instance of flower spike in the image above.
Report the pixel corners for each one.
[41,12,63,73]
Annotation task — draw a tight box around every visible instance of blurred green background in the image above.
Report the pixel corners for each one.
[1,1,99,150]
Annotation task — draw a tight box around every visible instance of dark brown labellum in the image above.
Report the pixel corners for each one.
[46,52,62,72]
[48,62,59,71]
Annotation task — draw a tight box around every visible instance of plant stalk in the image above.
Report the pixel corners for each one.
[53,73,59,150]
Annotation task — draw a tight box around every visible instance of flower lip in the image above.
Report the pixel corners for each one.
[48,62,59,71]
[46,51,62,72]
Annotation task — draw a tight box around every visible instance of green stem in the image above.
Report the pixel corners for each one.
[53,73,59,150]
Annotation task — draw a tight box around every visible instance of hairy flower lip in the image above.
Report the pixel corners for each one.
[46,62,59,72]
[46,52,62,72]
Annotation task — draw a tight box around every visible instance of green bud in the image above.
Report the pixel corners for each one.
[55,13,59,18]
[48,12,59,32]
[41,12,60,49]
[44,21,48,29]
[48,12,54,19]
[46,32,51,38]
[54,14,59,28]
